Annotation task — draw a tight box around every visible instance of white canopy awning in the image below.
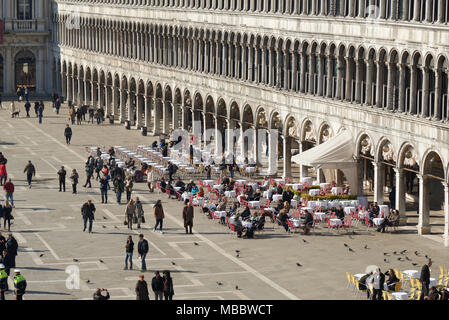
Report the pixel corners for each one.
[292,129,356,169]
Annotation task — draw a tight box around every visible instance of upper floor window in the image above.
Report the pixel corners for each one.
[17,0,32,20]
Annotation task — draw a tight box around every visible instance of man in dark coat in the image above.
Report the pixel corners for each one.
[369,268,385,300]
[151,271,164,300]
[135,274,150,300]
[24,101,31,117]
[57,166,67,192]
[5,235,18,268]
[81,200,96,233]
[0,249,13,291]
[34,101,39,117]
[420,259,432,300]
[137,234,149,272]
[64,125,73,145]
[182,201,194,234]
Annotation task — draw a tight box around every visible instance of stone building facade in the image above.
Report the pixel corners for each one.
[0,0,51,96]
[3,0,449,245]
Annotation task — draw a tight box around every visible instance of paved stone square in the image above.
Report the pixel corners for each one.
[0,103,448,300]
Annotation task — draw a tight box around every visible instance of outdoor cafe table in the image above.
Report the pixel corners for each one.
[301,177,313,185]
[214,211,227,218]
[331,187,344,195]
[241,221,253,228]
[289,218,302,227]
[213,184,224,190]
[202,180,215,186]
[290,199,298,208]
[245,167,256,173]
[174,187,182,192]
[314,212,327,221]
[300,206,313,213]
[272,194,283,202]
[329,218,343,227]
[192,198,205,206]
[224,190,236,198]
[320,182,331,190]
[372,218,385,226]
[344,206,356,215]
[340,200,352,207]
[286,183,303,190]
[353,273,365,280]
[391,292,409,300]
[263,191,272,199]
[358,211,369,219]
[235,179,247,186]
[274,179,285,185]
[181,193,191,201]
[309,189,320,196]
[403,270,419,279]
[248,201,260,209]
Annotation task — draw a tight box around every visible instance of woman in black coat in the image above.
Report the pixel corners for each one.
[2,200,12,232]
[162,271,174,300]
[135,274,149,300]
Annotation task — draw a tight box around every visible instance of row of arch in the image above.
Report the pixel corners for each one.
[58,0,449,23]
[54,16,449,122]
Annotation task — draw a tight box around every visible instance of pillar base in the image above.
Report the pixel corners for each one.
[417,225,431,235]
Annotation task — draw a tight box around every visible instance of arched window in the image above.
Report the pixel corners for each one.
[15,50,36,92]
[17,0,32,20]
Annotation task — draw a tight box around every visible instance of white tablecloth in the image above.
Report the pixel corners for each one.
[354,273,365,280]
[289,219,302,227]
[181,193,191,201]
[430,277,437,287]
[358,211,369,219]
[245,167,256,173]
[237,195,246,204]
[242,221,253,228]
[331,187,344,195]
[290,199,298,209]
[314,212,327,220]
[214,211,227,218]
[174,187,182,192]
[248,201,260,208]
[301,177,313,185]
[274,179,285,185]
[309,189,320,196]
[373,218,385,226]
[301,206,313,213]
[403,270,419,279]
[263,190,272,199]
[272,194,283,202]
[213,184,224,190]
[202,180,215,186]
[329,219,342,227]
[344,206,356,215]
[320,183,331,190]
[224,190,236,198]
[192,198,205,206]
[391,292,409,300]
[286,183,303,190]
[235,179,247,186]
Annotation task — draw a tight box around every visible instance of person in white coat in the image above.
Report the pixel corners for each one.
[147,166,154,192]
[10,101,17,118]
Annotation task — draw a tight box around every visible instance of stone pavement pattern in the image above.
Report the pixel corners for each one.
[0,103,448,300]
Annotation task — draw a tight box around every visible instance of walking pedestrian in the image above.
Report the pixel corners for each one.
[125,199,136,230]
[124,235,134,270]
[70,169,79,194]
[24,101,31,117]
[113,176,125,204]
[162,271,174,300]
[64,124,72,145]
[9,101,17,118]
[99,175,110,203]
[5,235,18,268]
[38,101,44,124]
[3,179,14,207]
[420,259,432,300]
[13,270,27,300]
[153,200,164,233]
[69,107,76,125]
[81,200,96,233]
[76,108,82,125]
[88,106,95,124]
[23,160,36,188]
[137,234,149,272]
[135,197,145,229]
[182,200,194,234]
[83,164,93,188]
[57,166,67,192]
[151,271,164,300]
[0,163,7,186]
[125,176,133,202]
[2,201,12,232]
[55,98,61,114]
[135,274,149,300]
[34,101,39,117]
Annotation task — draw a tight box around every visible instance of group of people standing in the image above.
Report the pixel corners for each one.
[69,105,105,125]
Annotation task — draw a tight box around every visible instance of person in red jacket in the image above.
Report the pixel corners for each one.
[0,164,7,186]
[3,179,14,207]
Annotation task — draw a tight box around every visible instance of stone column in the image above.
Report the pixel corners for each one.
[173,104,179,130]
[105,85,111,116]
[355,59,362,103]
[358,0,365,17]
[335,57,343,99]
[373,161,385,204]
[154,100,161,134]
[163,102,170,134]
[443,182,449,247]
[386,62,394,110]
[308,54,315,94]
[327,55,334,98]
[413,0,421,21]
[366,59,374,105]
[67,75,73,103]
[127,91,133,123]
[434,69,442,119]
[299,52,306,93]
[317,54,324,95]
[119,89,126,123]
[394,168,407,225]
[421,66,430,117]
[268,130,277,176]
[438,0,445,22]
[380,0,386,18]
[410,66,417,114]
[292,52,298,91]
[282,136,292,179]
[417,174,431,235]
[375,60,383,108]
[349,0,354,16]
[225,119,233,157]
[398,63,406,112]
[136,95,143,129]
[425,0,432,22]
[345,57,352,101]
[401,0,409,20]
